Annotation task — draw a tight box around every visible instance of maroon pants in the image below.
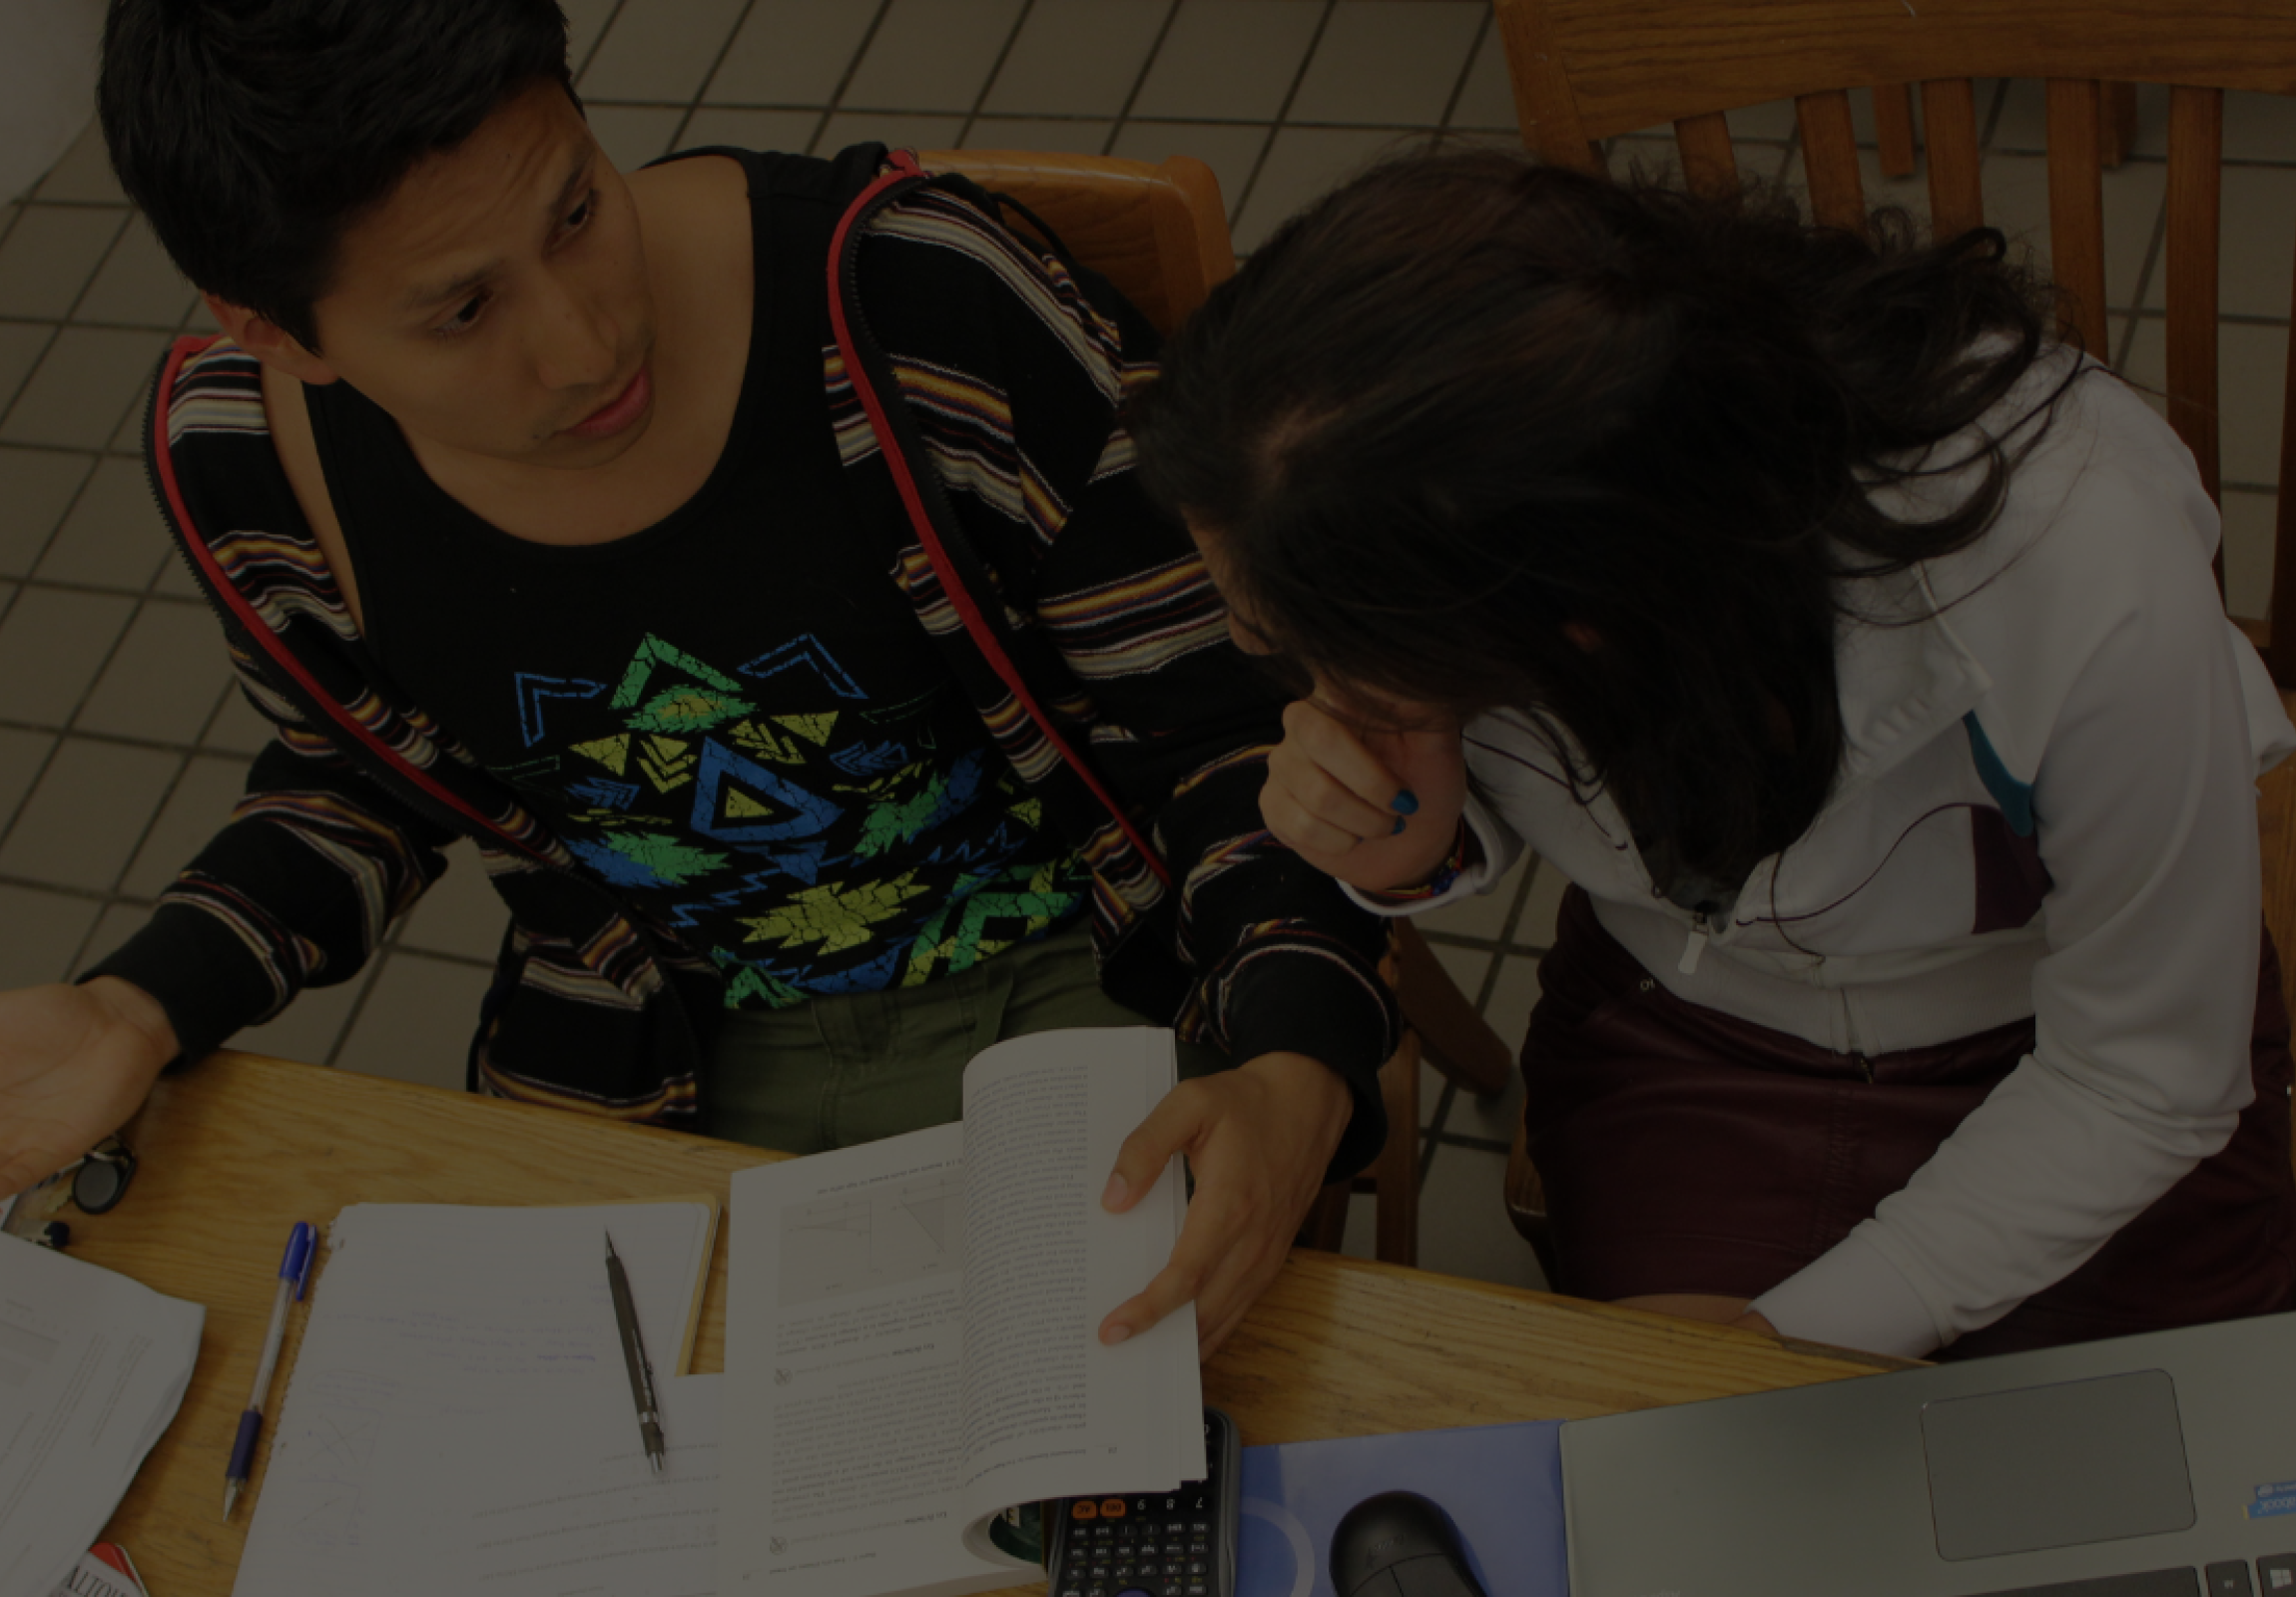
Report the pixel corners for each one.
[1522,885,2296,1359]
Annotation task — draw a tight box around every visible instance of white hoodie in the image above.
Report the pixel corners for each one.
[1355,349,2296,1356]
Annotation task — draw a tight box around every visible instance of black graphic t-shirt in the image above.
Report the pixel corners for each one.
[304,150,1089,1007]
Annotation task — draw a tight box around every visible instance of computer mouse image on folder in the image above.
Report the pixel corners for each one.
[1328,1490,1491,1597]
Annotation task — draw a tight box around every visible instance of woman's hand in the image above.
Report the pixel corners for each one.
[1095,1051,1354,1359]
[1262,696,1467,891]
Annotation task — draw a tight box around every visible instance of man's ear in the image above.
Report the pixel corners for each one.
[203,294,340,385]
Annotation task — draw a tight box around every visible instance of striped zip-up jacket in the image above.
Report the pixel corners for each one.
[93,147,1398,1172]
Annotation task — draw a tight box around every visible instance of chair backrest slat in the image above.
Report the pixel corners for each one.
[2274,269,2296,644]
[2044,78,2110,355]
[2164,86,2225,515]
[1672,112,1739,200]
[1874,85,1920,177]
[1921,78,1987,240]
[1796,89,1866,231]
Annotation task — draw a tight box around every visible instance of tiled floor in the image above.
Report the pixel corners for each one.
[2,0,2292,1295]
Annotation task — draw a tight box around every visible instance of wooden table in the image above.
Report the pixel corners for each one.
[70,1050,1892,1595]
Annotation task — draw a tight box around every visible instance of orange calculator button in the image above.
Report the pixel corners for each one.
[1099,1499,1126,1517]
[1070,1501,1097,1520]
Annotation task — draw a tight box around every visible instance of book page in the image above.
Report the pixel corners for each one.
[955,1027,1204,1528]
[233,1201,714,1597]
[717,1124,1021,1597]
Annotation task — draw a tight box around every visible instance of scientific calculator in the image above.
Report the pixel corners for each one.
[1045,1406,1240,1597]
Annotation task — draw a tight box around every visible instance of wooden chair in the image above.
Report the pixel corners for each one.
[1490,0,2296,672]
[919,151,1514,1268]
[1488,0,2296,1271]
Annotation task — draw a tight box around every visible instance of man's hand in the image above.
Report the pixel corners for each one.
[0,977,177,1197]
[1262,697,1466,891]
[1096,1051,1354,1359]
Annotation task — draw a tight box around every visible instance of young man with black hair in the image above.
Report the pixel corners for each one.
[0,0,1398,1356]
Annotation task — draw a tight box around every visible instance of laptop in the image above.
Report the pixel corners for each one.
[1562,1310,2296,1597]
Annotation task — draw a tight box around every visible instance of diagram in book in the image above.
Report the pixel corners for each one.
[778,1169,963,1306]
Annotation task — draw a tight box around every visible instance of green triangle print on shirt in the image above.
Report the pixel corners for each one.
[611,634,756,736]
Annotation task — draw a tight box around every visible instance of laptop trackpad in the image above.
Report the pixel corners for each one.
[1920,1369,2195,1561]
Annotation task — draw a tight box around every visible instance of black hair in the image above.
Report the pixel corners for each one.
[99,0,575,350]
[1131,148,2071,904]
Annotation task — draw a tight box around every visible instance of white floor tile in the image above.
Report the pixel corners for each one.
[73,600,236,744]
[2222,488,2278,622]
[1287,1,1483,130]
[199,687,275,756]
[118,754,253,899]
[0,738,181,892]
[588,107,689,174]
[0,727,54,833]
[842,0,1026,115]
[0,206,127,321]
[0,585,137,727]
[705,0,881,108]
[1130,1,1324,125]
[981,0,1169,121]
[396,839,513,963]
[579,0,750,104]
[1417,1141,1546,1292]
[1233,125,1423,254]
[816,113,968,157]
[330,951,496,1090]
[678,108,824,157]
[31,123,125,206]
[0,446,94,577]
[1445,24,1514,135]
[0,882,103,988]
[235,964,379,1068]
[31,455,170,590]
[1512,861,1566,952]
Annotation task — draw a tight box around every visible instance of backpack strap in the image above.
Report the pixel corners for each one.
[148,334,555,866]
[826,151,1173,886]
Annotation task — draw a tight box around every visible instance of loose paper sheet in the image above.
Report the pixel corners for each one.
[0,1239,203,1597]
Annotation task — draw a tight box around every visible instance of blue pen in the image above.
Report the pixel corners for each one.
[225,1221,315,1519]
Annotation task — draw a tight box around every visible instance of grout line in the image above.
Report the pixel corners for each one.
[322,962,389,1071]
[58,211,136,326]
[1098,0,1184,159]
[952,0,1040,152]
[2117,199,2170,371]
[0,324,61,429]
[1433,8,1492,140]
[0,715,250,759]
[1224,0,1340,237]
[664,0,760,154]
[571,0,629,82]
[64,748,192,975]
[804,0,898,159]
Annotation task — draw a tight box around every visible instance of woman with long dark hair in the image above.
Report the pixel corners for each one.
[1130,148,2296,1359]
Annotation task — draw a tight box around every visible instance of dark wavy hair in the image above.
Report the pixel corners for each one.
[1131,148,2074,906]
[100,0,574,351]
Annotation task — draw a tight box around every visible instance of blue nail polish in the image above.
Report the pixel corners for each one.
[1391,790,1420,815]
[1391,815,1406,835]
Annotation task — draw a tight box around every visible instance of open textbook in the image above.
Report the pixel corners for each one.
[718,1027,1206,1597]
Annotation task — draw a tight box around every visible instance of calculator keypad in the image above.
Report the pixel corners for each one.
[1054,1492,1216,1597]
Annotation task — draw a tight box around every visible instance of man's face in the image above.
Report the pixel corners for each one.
[297,81,656,469]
